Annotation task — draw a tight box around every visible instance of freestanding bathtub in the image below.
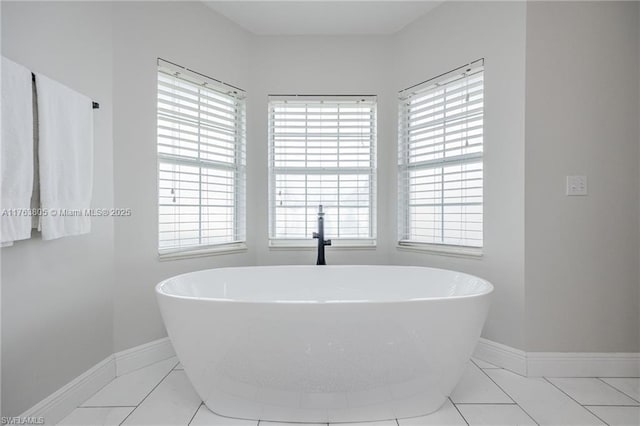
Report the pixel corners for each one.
[156,265,493,423]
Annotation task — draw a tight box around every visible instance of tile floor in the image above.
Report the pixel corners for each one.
[58,358,640,426]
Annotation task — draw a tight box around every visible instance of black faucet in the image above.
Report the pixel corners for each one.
[312,205,332,265]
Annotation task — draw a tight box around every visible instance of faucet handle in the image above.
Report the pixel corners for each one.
[324,239,332,246]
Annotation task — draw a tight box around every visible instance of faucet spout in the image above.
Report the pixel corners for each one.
[312,205,331,265]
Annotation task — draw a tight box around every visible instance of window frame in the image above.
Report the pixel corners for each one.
[156,59,247,259]
[397,59,484,256]
[267,95,377,248]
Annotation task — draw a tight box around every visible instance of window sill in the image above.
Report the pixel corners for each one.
[396,242,483,259]
[158,242,248,261]
[269,239,377,251]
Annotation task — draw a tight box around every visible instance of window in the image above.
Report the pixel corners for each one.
[398,60,484,250]
[268,96,376,246]
[157,59,246,256]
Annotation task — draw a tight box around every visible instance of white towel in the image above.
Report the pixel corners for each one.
[36,73,93,240]
[1,56,34,244]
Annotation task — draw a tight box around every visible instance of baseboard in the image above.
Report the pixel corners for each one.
[19,356,116,425]
[114,336,176,376]
[473,339,640,378]
[527,352,640,377]
[18,337,175,424]
[473,337,528,375]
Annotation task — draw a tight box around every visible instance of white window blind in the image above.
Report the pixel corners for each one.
[398,60,484,248]
[268,96,376,245]
[157,59,246,254]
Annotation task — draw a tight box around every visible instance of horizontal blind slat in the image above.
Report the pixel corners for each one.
[398,66,484,248]
[158,75,240,107]
[158,64,246,251]
[269,97,376,241]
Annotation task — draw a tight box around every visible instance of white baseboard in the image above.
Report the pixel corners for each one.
[473,337,528,375]
[473,338,640,378]
[18,337,176,424]
[527,352,640,377]
[114,336,176,376]
[19,356,116,425]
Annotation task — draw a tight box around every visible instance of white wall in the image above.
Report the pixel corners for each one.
[108,1,531,358]
[524,1,640,352]
[3,2,640,416]
[248,35,395,267]
[1,1,114,416]
[391,1,528,350]
[112,1,255,352]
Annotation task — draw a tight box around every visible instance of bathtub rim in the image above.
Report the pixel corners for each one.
[155,264,494,305]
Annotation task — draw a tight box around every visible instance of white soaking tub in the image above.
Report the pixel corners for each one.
[156,265,493,423]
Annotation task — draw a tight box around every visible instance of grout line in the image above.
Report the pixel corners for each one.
[596,378,640,404]
[478,367,539,425]
[454,402,517,405]
[449,396,469,426]
[79,405,138,408]
[598,377,640,379]
[470,358,500,370]
[474,364,516,404]
[543,377,609,425]
[583,406,613,426]
[187,401,203,426]
[77,358,180,411]
[546,376,640,380]
[584,404,640,407]
[118,367,176,425]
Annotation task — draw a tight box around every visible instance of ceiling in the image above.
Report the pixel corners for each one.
[204,1,443,35]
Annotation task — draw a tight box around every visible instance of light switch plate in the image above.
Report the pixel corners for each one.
[566,175,587,196]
